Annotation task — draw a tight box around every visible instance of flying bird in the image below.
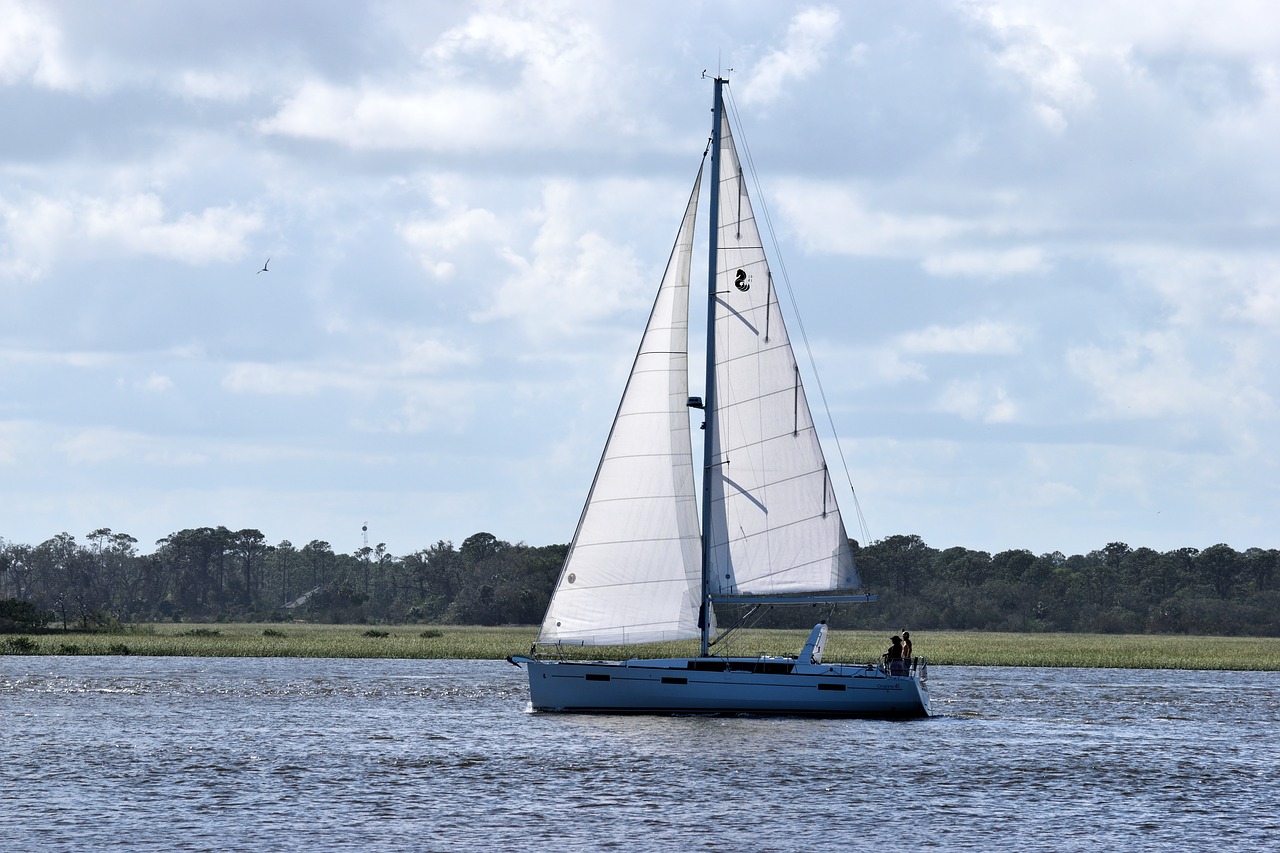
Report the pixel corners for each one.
[257,258,270,274]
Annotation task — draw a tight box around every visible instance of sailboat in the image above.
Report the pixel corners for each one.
[508,77,930,719]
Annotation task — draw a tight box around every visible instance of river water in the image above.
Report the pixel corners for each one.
[2,657,1276,852]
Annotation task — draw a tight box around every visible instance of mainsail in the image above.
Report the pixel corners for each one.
[704,110,861,597]
[536,169,705,646]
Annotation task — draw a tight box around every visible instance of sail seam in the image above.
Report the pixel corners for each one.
[713,426,822,455]
[576,493,698,507]
[707,471,835,509]
[714,341,790,367]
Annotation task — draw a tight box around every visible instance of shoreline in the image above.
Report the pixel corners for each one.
[3,623,1279,670]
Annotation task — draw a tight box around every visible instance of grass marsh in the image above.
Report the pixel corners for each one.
[3,624,1278,670]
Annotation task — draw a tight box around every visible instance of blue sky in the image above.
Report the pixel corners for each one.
[2,0,1277,559]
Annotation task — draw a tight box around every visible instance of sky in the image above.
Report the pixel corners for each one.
[2,0,1278,560]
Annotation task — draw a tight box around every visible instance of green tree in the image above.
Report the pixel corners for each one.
[1196,544,1240,599]
[233,529,268,607]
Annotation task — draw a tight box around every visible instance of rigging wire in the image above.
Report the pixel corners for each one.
[723,83,872,548]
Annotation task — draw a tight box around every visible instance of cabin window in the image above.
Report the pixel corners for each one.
[662,677,688,685]
[584,673,610,682]
[818,683,846,691]
[687,660,728,672]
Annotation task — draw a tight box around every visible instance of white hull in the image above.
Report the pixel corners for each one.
[511,656,930,719]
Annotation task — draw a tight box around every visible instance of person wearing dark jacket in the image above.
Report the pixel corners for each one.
[885,635,905,675]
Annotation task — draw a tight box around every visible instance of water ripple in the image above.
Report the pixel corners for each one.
[2,658,1278,851]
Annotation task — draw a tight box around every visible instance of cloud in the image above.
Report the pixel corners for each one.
[60,427,208,467]
[170,68,257,102]
[1112,246,1280,332]
[222,363,356,397]
[775,182,967,257]
[474,179,654,339]
[1067,329,1272,427]
[938,380,1018,423]
[261,81,511,151]
[964,0,1280,135]
[137,373,174,393]
[963,2,1100,131]
[0,348,120,369]
[739,6,842,106]
[398,187,504,280]
[223,334,475,398]
[967,0,1280,59]
[82,194,262,263]
[899,321,1028,355]
[0,195,75,279]
[0,0,78,90]
[1,192,261,276]
[261,3,612,151]
[922,247,1049,277]
[1234,271,1280,328]
[4,1,1279,558]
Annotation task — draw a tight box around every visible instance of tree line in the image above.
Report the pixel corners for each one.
[830,535,1279,637]
[0,528,564,631]
[1,529,1277,636]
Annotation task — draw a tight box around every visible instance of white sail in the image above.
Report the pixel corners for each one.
[514,80,928,721]
[705,111,861,596]
[536,170,705,646]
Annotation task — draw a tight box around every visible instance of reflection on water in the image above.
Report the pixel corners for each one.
[2,657,1277,852]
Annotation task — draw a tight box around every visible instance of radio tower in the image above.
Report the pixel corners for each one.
[361,522,370,594]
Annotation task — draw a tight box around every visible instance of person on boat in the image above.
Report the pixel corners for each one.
[901,630,913,673]
[885,635,905,675]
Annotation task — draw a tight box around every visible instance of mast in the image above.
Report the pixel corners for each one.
[699,76,725,657]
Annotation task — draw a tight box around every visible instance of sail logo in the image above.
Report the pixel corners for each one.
[734,269,750,291]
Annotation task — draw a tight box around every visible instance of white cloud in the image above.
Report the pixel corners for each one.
[82,194,262,263]
[2,192,261,275]
[171,68,257,102]
[0,348,119,369]
[0,195,75,279]
[775,182,967,257]
[965,1,1280,135]
[899,321,1027,355]
[222,363,352,396]
[398,185,504,280]
[923,247,1049,277]
[475,179,653,338]
[60,427,207,467]
[968,0,1280,58]
[4,1,1279,558]
[739,5,842,107]
[393,336,476,376]
[0,0,78,90]
[261,81,512,151]
[115,373,174,393]
[1235,272,1280,328]
[0,421,21,465]
[223,335,475,402]
[1028,480,1082,508]
[1112,247,1280,332]
[938,380,1018,423]
[138,373,174,393]
[969,2,1095,129]
[1067,329,1272,427]
[262,3,613,151]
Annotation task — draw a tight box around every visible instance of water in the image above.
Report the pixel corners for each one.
[2,657,1277,852]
